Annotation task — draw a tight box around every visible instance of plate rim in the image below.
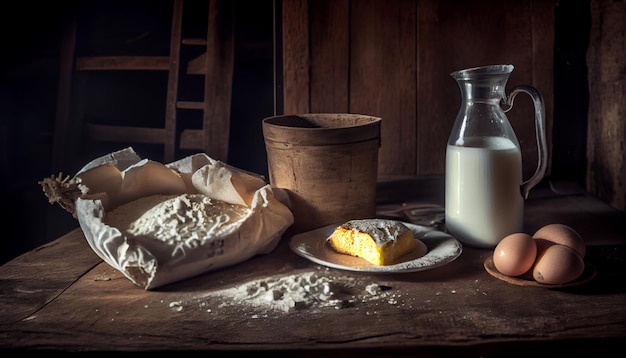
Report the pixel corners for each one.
[483,256,597,288]
[289,221,463,273]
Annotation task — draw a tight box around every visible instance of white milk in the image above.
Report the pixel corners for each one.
[445,136,523,248]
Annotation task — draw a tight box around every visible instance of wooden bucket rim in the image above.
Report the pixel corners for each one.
[262,113,381,145]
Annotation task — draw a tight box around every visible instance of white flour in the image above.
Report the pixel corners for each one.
[169,268,406,314]
[165,272,488,315]
[122,194,250,247]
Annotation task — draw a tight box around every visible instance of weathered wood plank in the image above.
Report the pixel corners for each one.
[350,0,417,175]
[586,0,626,211]
[417,0,554,177]
[282,0,311,114]
[530,0,556,177]
[0,229,102,324]
[200,0,234,162]
[282,0,555,178]
[309,0,350,113]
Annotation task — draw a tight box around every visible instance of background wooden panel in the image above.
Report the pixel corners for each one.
[281,0,310,114]
[586,0,625,211]
[349,0,417,175]
[281,0,554,179]
[310,0,350,113]
[417,0,554,178]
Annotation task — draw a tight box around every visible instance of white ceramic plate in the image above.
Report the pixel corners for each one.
[289,222,463,273]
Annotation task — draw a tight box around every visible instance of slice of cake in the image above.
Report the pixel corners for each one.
[328,219,417,265]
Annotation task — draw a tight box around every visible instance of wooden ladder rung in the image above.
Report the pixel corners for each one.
[182,38,207,46]
[76,56,171,70]
[177,101,205,110]
[86,124,167,144]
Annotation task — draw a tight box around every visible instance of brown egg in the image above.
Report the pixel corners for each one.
[493,233,537,277]
[533,224,586,258]
[533,244,585,285]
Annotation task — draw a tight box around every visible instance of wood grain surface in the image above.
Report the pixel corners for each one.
[1,178,624,355]
[281,0,554,179]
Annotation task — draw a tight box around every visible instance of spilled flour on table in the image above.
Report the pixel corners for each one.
[168,268,409,314]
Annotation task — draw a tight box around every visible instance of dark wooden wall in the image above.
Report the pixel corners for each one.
[280,0,554,180]
[278,0,625,211]
[586,0,626,211]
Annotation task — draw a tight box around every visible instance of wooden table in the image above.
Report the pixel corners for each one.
[1,177,625,356]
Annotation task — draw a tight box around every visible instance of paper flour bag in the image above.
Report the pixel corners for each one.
[43,147,294,289]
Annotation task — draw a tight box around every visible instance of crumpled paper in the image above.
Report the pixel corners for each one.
[74,147,294,289]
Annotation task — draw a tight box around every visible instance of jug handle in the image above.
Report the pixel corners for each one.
[503,85,548,199]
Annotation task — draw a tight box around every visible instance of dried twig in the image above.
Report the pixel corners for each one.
[38,173,84,218]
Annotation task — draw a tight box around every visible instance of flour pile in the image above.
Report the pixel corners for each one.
[172,269,405,314]
[107,194,248,248]
[216,272,337,311]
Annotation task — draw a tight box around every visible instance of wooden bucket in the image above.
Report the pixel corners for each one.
[262,113,381,234]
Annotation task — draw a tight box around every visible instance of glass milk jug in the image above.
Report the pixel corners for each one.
[445,65,547,248]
